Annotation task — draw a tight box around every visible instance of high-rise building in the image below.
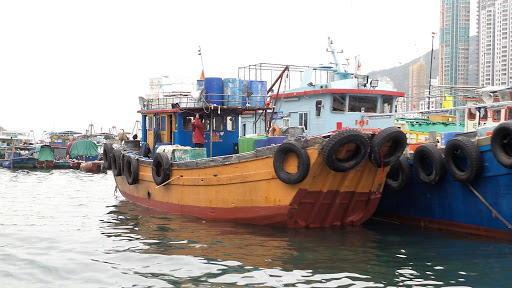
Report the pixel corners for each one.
[408,61,427,111]
[478,0,512,86]
[439,0,471,92]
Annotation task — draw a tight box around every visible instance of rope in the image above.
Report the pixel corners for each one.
[467,183,512,230]
[380,149,385,184]
[155,175,183,189]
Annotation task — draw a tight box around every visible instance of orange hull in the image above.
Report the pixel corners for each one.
[114,143,389,228]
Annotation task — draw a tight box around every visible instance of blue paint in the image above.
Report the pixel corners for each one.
[204,77,223,106]
[249,80,267,107]
[223,78,243,107]
[377,144,512,233]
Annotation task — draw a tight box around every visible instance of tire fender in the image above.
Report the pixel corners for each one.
[413,143,446,184]
[152,152,171,186]
[370,126,407,167]
[322,129,370,172]
[111,149,122,176]
[491,121,512,168]
[124,154,139,185]
[444,136,482,183]
[386,155,411,190]
[273,142,310,184]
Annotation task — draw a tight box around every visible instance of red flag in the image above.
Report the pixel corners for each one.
[200,69,205,80]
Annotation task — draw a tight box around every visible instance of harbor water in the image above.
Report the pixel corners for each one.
[1,168,511,287]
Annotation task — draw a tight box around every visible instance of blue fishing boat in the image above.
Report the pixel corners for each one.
[374,87,512,240]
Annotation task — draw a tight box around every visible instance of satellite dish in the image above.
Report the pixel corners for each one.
[498,90,512,102]
[191,88,205,101]
[481,92,494,104]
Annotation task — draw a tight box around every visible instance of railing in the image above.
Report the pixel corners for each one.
[144,94,269,111]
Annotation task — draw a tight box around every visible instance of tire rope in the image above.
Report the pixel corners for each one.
[467,183,512,229]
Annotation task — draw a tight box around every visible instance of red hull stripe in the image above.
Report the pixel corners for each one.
[374,212,512,240]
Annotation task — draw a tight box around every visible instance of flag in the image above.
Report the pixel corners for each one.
[200,69,205,80]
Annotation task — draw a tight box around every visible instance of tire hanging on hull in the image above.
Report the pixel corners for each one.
[491,121,512,168]
[444,136,482,183]
[413,143,446,184]
[322,129,370,172]
[370,126,407,167]
[386,155,411,190]
[124,154,139,185]
[273,142,310,184]
[152,152,171,186]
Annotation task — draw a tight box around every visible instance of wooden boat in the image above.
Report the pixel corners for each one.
[109,40,407,227]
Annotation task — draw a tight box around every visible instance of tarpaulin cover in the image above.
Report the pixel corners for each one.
[36,145,54,161]
[69,140,99,158]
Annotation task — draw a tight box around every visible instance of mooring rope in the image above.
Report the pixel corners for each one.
[467,183,512,230]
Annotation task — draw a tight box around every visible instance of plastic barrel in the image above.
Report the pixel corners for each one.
[204,77,223,106]
[249,80,267,107]
[223,78,243,107]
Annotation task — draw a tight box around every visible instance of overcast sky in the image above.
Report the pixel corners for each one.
[0,0,477,140]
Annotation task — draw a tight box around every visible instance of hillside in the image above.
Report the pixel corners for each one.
[368,35,478,93]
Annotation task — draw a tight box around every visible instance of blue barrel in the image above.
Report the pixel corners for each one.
[267,136,286,145]
[196,79,204,90]
[249,80,267,107]
[204,77,223,105]
[223,78,243,106]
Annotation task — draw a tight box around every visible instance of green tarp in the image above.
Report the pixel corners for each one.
[70,140,99,158]
[35,145,54,161]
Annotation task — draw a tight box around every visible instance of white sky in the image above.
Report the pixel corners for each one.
[0,0,477,140]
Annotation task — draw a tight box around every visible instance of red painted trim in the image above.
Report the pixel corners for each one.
[272,88,405,99]
[374,212,512,240]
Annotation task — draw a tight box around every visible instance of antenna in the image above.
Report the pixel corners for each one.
[198,46,205,79]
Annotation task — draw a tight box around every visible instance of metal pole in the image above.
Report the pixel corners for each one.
[428,32,435,109]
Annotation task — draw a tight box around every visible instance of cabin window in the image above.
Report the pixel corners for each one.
[299,112,308,131]
[242,124,246,136]
[161,116,167,131]
[348,95,378,113]
[332,94,346,112]
[492,110,501,122]
[315,100,323,117]
[148,116,153,131]
[183,116,193,131]
[213,116,224,131]
[382,96,394,113]
[506,107,512,120]
[227,116,236,131]
[479,108,488,121]
[468,108,476,121]
[283,118,290,128]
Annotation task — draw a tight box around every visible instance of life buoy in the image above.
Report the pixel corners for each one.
[103,142,113,170]
[444,136,482,183]
[152,152,171,186]
[413,143,446,184]
[270,125,281,136]
[273,142,310,184]
[322,129,370,172]
[491,121,512,168]
[386,155,411,190]
[124,154,139,185]
[370,126,407,167]
[111,149,122,176]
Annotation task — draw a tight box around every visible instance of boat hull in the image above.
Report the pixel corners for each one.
[114,145,388,228]
[376,140,512,239]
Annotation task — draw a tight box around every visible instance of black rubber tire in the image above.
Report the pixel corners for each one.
[103,142,113,170]
[413,143,446,184]
[322,129,370,172]
[444,136,482,183]
[491,121,512,168]
[124,155,139,185]
[273,142,310,184]
[386,155,411,190]
[370,126,407,167]
[152,152,171,186]
[111,149,122,176]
